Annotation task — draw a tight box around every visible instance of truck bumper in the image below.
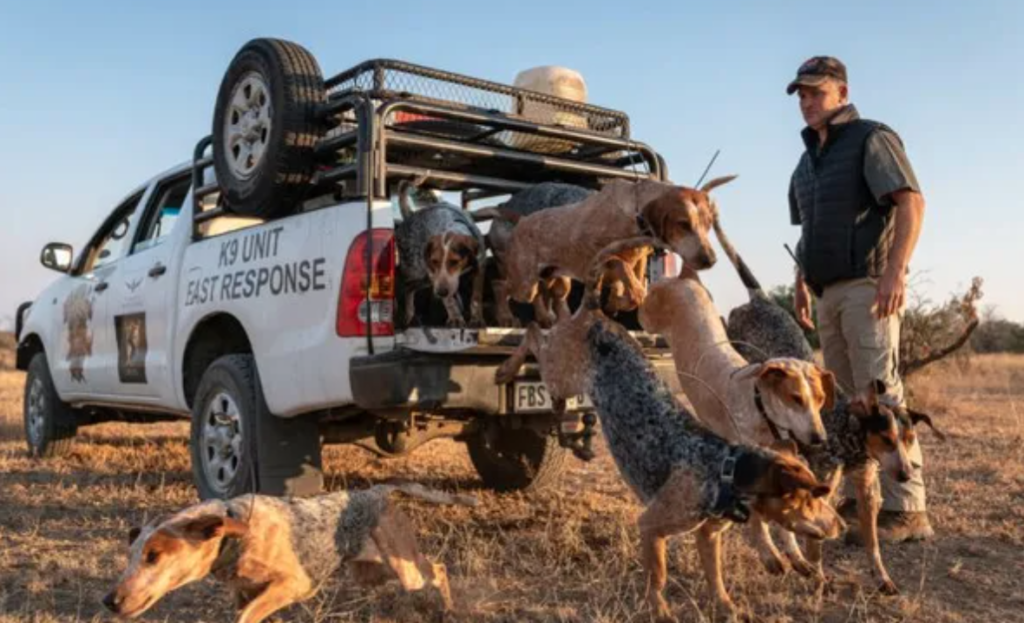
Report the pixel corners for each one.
[349,348,682,415]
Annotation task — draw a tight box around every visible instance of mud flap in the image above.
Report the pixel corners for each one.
[255,410,323,497]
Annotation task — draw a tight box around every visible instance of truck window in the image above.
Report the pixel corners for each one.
[134,173,190,253]
[80,191,145,274]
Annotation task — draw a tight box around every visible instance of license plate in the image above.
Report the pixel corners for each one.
[512,381,592,413]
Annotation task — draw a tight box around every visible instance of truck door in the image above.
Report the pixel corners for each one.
[102,170,191,402]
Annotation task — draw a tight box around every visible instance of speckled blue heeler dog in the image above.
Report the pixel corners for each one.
[494,238,842,622]
[711,216,815,364]
[104,483,476,623]
[395,178,486,327]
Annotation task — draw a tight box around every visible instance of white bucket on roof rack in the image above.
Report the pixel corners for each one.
[506,66,589,154]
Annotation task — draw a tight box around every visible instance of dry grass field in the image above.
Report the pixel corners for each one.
[1,335,1022,622]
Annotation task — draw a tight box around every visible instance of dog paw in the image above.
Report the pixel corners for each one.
[878,579,900,596]
[760,555,787,576]
[494,361,518,385]
[789,557,818,578]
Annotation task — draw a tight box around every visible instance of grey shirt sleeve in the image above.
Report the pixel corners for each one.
[864,128,921,205]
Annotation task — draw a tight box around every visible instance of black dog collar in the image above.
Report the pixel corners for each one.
[711,448,752,523]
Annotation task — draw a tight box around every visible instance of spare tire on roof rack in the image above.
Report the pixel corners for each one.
[212,38,325,219]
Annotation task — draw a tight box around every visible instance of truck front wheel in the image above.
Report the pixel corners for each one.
[23,353,77,458]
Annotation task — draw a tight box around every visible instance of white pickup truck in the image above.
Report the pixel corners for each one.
[16,38,681,499]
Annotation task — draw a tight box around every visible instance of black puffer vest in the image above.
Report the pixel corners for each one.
[792,106,897,295]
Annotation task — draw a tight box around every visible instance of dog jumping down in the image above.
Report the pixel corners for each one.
[478,182,654,327]
[395,178,487,327]
[638,270,839,577]
[104,483,476,623]
[496,238,842,621]
[475,182,595,327]
[500,176,736,322]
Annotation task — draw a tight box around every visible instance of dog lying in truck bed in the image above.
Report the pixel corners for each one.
[104,483,476,623]
[499,176,736,324]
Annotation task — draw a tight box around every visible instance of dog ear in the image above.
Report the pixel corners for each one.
[699,174,738,194]
[758,361,791,383]
[818,368,836,410]
[422,238,439,266]
[179,515,247,542]
[128,526,142,546]
[638,192,677,240]
[770,438,800,457]
[776,461,822,495]
[811,484,832,498]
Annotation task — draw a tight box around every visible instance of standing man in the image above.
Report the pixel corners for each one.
[786,57,931,541]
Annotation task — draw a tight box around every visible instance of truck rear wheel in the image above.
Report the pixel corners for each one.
[24,353,77,458]
[465,422,568,493]
[190,354,322,500]
[212,38,325,220]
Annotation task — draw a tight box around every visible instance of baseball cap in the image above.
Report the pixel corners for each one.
[786,56,848,95]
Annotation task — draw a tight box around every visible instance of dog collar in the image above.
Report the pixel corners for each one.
[754,385,784,442]
[711,447,751,523]
[210,508,243,576]
[635,213,655,237]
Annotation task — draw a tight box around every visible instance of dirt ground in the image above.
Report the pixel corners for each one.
[1,347,1022,623]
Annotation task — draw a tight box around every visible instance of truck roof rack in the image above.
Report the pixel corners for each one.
[193,57,668,216]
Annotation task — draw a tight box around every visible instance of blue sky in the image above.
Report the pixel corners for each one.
[1,0,1021,329]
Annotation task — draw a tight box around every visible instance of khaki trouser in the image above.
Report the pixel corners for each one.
[816,277,926,512]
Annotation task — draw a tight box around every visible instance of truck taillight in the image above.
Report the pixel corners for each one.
[337,229,395,337]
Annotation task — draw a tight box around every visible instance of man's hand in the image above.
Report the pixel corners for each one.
[875,268,907,319]
[794,276,815,331]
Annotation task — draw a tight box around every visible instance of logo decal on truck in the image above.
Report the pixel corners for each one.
[184,226,328,307]
[63,284,94,383]
[115,312,148,384]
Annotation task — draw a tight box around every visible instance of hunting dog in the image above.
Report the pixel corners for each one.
[495,239,842,620]
[711,215,815,364]
[711,218,944,592]
[500,176,736,325]
[638,270,839,577]
[395,178,487,327]
[478,182,653,327]
[103,484,476,623]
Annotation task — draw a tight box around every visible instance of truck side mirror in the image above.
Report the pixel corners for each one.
[40,243,73,273]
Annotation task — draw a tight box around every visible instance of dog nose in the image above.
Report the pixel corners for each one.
[897,470,911,483]
[698,248,716,268]
[435,284,450,297]
[809,432,826,447]
[102,592,121,613]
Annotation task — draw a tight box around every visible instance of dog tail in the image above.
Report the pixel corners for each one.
[378,483,479,507]
[397,175,431,220]
[711,216,763,297]
[584,237,666,311]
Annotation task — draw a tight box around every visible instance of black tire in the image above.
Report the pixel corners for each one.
[24,353,77,458]
[212,38,324,220]
[189,354,322,500]
[466,422,568,493]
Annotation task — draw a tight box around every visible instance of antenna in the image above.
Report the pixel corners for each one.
[695,149,721,188]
